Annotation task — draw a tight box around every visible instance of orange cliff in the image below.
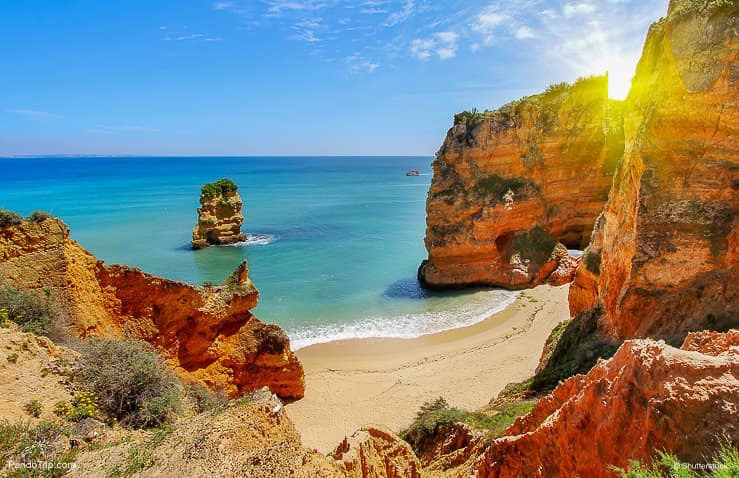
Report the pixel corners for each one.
[472,330,739,477]
[419,75,624,289]
[569,0,739,342]
[0,217,304,399]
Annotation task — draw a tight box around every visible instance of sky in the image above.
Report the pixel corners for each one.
[0,0,669,156]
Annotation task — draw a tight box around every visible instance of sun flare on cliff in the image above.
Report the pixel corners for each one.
[599,55,636,100]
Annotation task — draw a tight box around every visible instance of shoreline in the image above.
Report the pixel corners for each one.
[284,283,571,453]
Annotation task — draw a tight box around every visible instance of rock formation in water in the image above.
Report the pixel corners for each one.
[192,178,247,249]
[419,75,624,289]
[0,217,304,399]
[569,0,739,343]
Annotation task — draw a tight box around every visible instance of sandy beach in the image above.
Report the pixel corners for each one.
[285,284,571,453]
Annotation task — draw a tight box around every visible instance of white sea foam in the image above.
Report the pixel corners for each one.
[228,233,278,247]
[288,290,519,350]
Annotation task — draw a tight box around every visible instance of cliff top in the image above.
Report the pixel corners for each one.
[200,178,239,199]
[668,0,737,16]
[452,74,609,131]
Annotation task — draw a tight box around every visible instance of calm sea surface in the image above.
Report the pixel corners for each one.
[0,156,517,348]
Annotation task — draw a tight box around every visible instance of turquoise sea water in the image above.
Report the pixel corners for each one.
[0,156,517,349]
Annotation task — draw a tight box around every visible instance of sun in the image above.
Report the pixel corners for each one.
[601,55,636,100]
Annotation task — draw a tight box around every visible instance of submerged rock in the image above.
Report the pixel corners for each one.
[192,178,246,249]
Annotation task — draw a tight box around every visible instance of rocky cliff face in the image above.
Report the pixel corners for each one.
[420,75,624,289]
[331,426,422,478]
[192,178,246,249]
[471,330,739,477]
[0,218,304,399]
[569,0,739,343]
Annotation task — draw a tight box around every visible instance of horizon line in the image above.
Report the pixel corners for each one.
[0,153,435,159]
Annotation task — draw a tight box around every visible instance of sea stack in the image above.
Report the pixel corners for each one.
[192,178,247,249]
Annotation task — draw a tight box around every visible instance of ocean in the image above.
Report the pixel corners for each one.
[0,156,517,349]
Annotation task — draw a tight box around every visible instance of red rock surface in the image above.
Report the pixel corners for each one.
[570,0,739,340]
[0,218,304,399]
[420,75,623,289]
[331,426,422,478]
[472,331,739,477]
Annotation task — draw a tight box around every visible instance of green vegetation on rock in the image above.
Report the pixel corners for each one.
[201,178,238,199]
[670,0,737,17]
[583,248,602,274]
[78,338,181,429]
[0,286,59,336]
[615,443,739,477]
[400,397,536,454]
[531,306,619,392]
[186,383,228,414]
[0,209,23,228]
[472,174,538,202]
[511,226,558,265]
[0,420,77,478]
[28,210,53,222]
[453,75,608,133]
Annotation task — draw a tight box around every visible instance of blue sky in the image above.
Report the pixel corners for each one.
[0,0,668,156]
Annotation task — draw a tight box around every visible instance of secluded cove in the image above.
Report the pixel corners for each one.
[0,156,518,349]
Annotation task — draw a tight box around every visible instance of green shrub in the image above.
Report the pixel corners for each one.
[531,306,619,392]
[511,226,558,265]
[23,400,42,418]
[473,174,537,201]
[78,338,180,429]
[583,248,602,274]
[401,397,465,452]
[0,209,23,228]
[186,383,228,414]
[615,443,739,477]
[453,108,485,128]
[201,178,238,199]
[400,397,536,454]
[61,391,99,422]
[28,210,53,222]
[0,286,59,336]
[670,0,737,17]
[0,420,74,477]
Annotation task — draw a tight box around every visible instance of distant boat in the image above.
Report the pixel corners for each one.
[406,169,421,176]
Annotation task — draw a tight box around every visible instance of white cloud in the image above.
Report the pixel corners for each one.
[472,6,507,45]
[563,2,596,18]
[213,1,235,10]
[515,26,536,39]
[292,29,320,42]
[410,38,434,60]
[411,31,458,61]
[4,109,63,120]
[384,0,414,27]
[346,53,379,72]
[360,8,386,14]
[475,11,505,30]
[164,31,222,42]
